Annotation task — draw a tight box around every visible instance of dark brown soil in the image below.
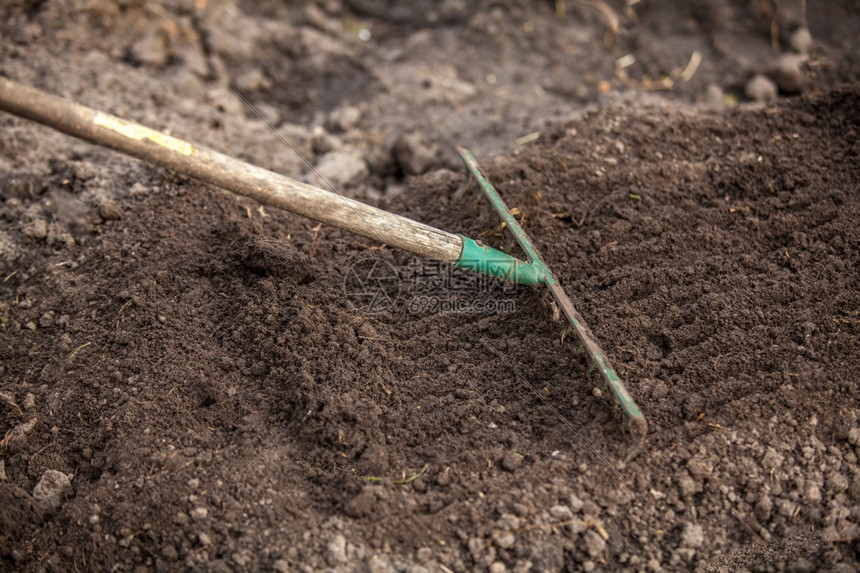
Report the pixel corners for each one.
[1,1,859,572]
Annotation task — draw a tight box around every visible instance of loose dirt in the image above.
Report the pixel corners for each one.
[1,1,858,571]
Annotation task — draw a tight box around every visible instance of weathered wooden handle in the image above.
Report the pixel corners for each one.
[0,76,464,263]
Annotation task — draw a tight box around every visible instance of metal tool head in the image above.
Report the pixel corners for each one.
[458,147,647,460]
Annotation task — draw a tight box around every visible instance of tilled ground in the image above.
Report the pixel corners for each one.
[1,1,859,572]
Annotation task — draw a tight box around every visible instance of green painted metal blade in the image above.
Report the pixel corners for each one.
[458,147,647,458]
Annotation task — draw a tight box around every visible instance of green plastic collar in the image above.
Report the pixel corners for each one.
[453,235,549,285]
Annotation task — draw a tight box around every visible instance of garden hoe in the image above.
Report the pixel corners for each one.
[0,77,647,458]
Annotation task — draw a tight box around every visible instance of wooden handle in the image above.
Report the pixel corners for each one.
[0,77,464,263]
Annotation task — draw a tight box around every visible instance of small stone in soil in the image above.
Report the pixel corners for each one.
[581,529,606,558]
[33,469,72,513]
[416,547,432,563]
[25,219,48,240]
[805,482,822,503]
[393,133,438,176]
[680,522,704,548]
[581,500,601,517]
[328,106,363,132]
[790,27,813,55]
[677,471,700,498]
[567,519,586,536]
[190,506,208,520]
[746,74,778,104]
[769,54,808,94]
[129,30,168,67]
[777,498,797,517]
[762,448,784,469]
[235,68,269,93]
[494,531,515,549]
[703,84,725,109]
[501,451,522,472]
[315,151,368,188]
[687,456,714,480]
[550,505,573,520]
[39,311,54,327]
[435,470,450,486]
[327,534,348,565]
[95,198,124,221]
[310,126,342,155]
